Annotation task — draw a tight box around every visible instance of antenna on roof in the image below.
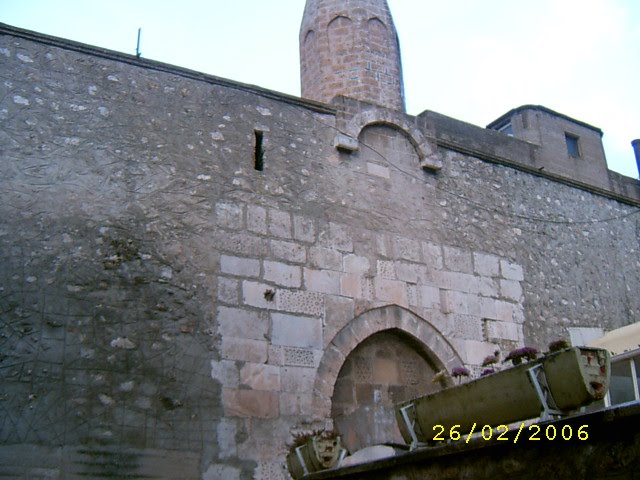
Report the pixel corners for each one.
[136,28,142,58]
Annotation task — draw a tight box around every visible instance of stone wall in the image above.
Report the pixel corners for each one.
[0,24,639,479]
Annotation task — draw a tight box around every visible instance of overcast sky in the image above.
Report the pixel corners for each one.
[3,0,639,177]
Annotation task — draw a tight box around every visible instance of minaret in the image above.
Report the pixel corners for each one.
[300,0,405,111]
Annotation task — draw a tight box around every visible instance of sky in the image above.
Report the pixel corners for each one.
[3,0,639,178]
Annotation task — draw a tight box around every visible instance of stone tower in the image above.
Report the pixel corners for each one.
[300,0,405,111]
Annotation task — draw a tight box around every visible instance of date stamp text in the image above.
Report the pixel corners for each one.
[432,423,589,443]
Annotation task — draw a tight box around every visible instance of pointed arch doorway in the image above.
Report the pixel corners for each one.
[316,306,462,453]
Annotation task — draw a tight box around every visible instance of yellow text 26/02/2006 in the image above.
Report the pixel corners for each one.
[432,423,589,444]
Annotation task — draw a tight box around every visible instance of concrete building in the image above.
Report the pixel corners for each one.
[0,1,639,478]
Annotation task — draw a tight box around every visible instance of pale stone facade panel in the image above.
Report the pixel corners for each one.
[270,239,306,264]
[271,313,322,349]
[220,255,260,278]
[263,261,302,288]
[217,306,267,340]
[221,337,268,363]
[304,268,341,295]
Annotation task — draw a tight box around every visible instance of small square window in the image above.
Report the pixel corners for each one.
[565,133,580,158]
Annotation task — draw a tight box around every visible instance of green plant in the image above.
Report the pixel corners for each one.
[548,339,570,353]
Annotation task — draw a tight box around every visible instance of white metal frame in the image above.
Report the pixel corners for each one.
[604,353,640,408]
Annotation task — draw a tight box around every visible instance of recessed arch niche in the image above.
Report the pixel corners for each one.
[332,328,442,451]
[312,305,462,453]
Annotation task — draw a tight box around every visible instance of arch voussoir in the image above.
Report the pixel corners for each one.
[312,305,463,419]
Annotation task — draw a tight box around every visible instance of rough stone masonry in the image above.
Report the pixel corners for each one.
[0,1,639,478]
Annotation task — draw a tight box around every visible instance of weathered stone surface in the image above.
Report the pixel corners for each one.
[366,162,390,179]
[343,254,371,274]
[247,205,267,234]
[203,464,241,480]
[217,276,239,304]
[223,389,279,418]
[281,366,316,393]
[500,259,525,281]
[1,16,638,480]
[211,360,240,388]
[239,363,281,391]
[268,209,292,238]
[474,252,501,277]
[443,246,473,273]
[217,306,267,340]
[271,313,322,349]
[279,392,313,416]
[394,236,422,262]
[340,273,363,299]
[263,261,302,288]
[242,280,276,310]
[215,418,238,459]
[293,215,316,243]
[374,278,408,306]
[500,279,524,302]
[276,290,324,316]
[221,337,268,363]
[270,239,307,263]
[216,203,244,230]
[324,295,356,346]
[220,255,260,278]
[484,319,520,342]
[309,246,343,270]
[304,268,341,295]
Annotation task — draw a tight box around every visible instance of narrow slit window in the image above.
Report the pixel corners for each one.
[565,133,580,158]
[254,130,264,171]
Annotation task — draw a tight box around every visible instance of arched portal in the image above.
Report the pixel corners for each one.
[312,305,462,452]
[331,328,441,451]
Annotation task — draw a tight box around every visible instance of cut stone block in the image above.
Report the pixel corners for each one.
[217,306,267,340]
[222,388,279,418]
[309,246,342,271]
[422,242,443,270]
[271,313,322,349]
[240,363,281,391]
[474,252,500,277]
[500,279,523,301]
[268,209,292,238]
[304,268,340,295]
[374,278,408,306]
[343,254,370,274]
[500,260,525,281]
[216,203,244,230]
[220,255,260,278]
[270,239,306,263]
[443,246,473,273]
[277,290,324,316]
[484,319,520,342]
[221,337,268,363]
[242,281,276,310]
[394,236,421,262]
[247,205,267,234]
[263,261,301,288]
[293,215,316,243]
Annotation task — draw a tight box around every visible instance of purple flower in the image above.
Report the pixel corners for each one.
[480,368,496,377]
[482,354,498,366]
[504,346,539,364]
[452,366,470,378]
